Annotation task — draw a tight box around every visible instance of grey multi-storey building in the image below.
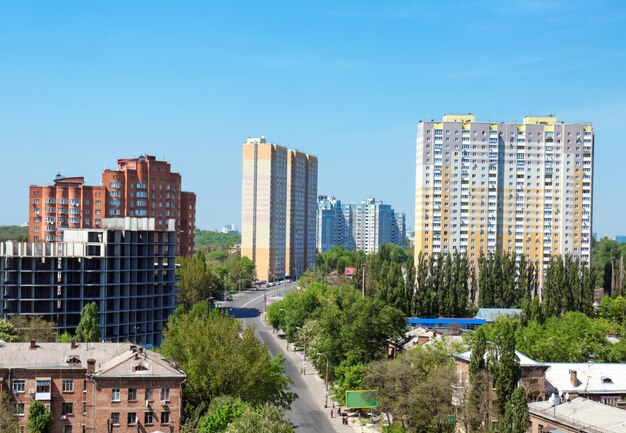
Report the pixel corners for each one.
[317,196,406,254]
[0,217,176,347]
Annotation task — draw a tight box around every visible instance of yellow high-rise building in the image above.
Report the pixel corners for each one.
[241,137,317,282]
[414,114,593,281]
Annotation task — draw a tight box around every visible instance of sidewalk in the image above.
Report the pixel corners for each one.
[259,319,380,433]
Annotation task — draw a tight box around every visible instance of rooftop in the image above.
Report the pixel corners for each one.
[474,308,522,322]
[529,397,626,433]
[454,349,547,368]
[0,342,184,378]
[545,362,626,395]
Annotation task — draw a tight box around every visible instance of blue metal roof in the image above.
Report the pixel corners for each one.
[407,317,486,326]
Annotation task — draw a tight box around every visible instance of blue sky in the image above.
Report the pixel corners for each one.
[2,1,626,237]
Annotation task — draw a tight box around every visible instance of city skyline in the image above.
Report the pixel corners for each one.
[2,2,626,237]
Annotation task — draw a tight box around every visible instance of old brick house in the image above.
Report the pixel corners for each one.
[0,341,185,433]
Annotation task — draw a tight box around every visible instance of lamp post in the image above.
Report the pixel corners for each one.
[238,270,245,294]
[296,326,306,375]
[317,352,330,408]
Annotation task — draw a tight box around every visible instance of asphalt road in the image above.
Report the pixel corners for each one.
[223,283,337,433]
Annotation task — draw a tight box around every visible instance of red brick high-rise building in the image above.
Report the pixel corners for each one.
[29,155,196,256]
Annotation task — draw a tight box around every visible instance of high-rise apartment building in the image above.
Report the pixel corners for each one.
[241,137,317,281]
[2,218,176,347]
[414,114,593,279]
[317,196,406,254]
[29,155,196,256]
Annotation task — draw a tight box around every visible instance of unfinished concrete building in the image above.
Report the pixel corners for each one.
[0,218,177,347]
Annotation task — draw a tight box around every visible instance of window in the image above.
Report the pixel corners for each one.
[64,426,73,433]
[13,403,25,415]
[13,379,25,394]
[128,412,137,425]
[161,411,170,424]
[36,380,51,394]
[112,388,120,402]
[63,380,74,392]
[128,388,137,401]
[144,411,155,424]
[145,388,154,401]
[160,388,170,402]
[111,412,120,425]
[62,402,73,415]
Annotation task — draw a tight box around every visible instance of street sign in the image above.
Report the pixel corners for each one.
[345,390,378,409]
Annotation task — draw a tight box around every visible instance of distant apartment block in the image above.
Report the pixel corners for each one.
[1,218,177,347]
[0,342,185,433]
[415,114,593,279]
[241,138,318,281]
[29,155,196,256]
[317,195,406,254]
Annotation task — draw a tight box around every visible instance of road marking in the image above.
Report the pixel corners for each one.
[238,283,295,309]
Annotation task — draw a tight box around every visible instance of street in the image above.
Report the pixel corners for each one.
[224,282,341,433]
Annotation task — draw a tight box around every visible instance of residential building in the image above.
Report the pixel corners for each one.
[529,397,626,433]
[616,235,626,244]
[0,342,185,433]
[241,137,317,281]
[285,149,318,278]
[544,362,626,408]
[316,196,406,254]
[29,155,196,256]
[317,195,345,253]
[453,349,549,416]
[392,212,406,247]
[415,114,593,285]
[1,218,176,347]
[221,224,239,234]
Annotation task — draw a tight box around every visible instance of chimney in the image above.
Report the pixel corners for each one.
[569,369,578,386]
[87,359,96,375]
[71,339,78,349]
[30,340,36,350]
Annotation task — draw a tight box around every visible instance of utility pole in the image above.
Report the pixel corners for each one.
[361,262,366,299]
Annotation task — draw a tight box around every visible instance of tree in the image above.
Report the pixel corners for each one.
[499,386,530,433]
[28,401,53,433]
[9,315,57,342]
[462,327,491,432]
[225,404,294,433]
[0,392,18,432]
[75,302,101,342]
[176,255,220,310]
[0,320,20,342]
[199,396,246,433]
[364,344,455,433]
[56,331,73,342]
[489,320,521,415]
[160,303,296,416]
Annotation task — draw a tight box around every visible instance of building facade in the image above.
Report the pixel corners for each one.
[0,342,185,433]
[415,114,593,282]
[241,137,317,281]
[317,196,406,254]
[1,218,177,347]
[29,155,196,256]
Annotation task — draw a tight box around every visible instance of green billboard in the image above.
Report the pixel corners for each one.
[345,390,378,409]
